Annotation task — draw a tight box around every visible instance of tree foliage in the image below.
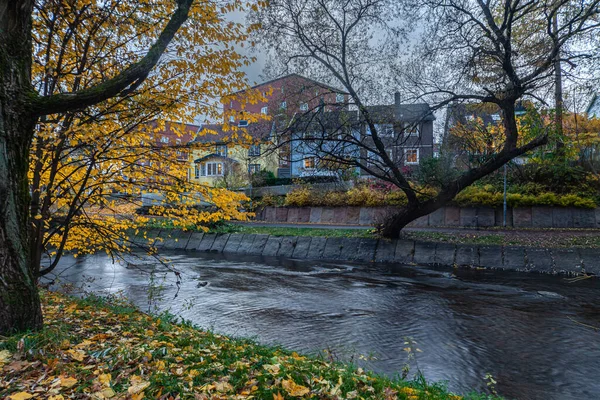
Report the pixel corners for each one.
[29,0,256,277]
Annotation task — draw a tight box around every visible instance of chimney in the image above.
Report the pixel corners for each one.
[394,91,401,107]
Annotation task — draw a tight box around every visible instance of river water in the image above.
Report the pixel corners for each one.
[48,251,600,400]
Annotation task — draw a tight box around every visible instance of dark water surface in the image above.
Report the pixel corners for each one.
[48,251,600,400]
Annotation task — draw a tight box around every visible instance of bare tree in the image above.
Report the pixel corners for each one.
[252,0,599,238]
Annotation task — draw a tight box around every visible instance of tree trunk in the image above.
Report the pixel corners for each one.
[379,204,436,238]
[0,1,43,334]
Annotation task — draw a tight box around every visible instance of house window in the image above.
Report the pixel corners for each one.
[176,139,181,145]
[261,106,268,115]
[304,157,316,169]
[229,115,235,122]
[160,135,169,143]
[336,93,345,103]
[194,165,200,178]
[404,122,419,136]
[279,148,290,166]
[404,149,419,165]
[215,145,227,157]
[238,120,248,127]
[248,144,261,157]
[378,124,394,136]
[198,162,224,176]
[230,101,233,107]
[207,162,223,176]
[491,114,501,121]
[249,164,261,174]
[280,101,287,109]
[300,102,309,112]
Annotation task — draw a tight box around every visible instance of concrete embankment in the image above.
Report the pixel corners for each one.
[136,229,599,275]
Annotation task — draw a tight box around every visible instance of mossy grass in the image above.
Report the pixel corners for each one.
[0,291,501,399]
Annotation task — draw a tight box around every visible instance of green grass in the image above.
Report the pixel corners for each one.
[0,291,502,400]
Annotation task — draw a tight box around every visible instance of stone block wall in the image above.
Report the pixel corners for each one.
[256,206,600,229]
[147,230,600,276]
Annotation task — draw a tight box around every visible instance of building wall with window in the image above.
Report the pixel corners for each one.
[188,124,278,187]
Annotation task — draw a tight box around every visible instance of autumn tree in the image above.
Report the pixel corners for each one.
[29,0,254,282]
[252,0,600,238]
[0,0,254,334]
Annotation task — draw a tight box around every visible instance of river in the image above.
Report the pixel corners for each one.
[46,250,600,400]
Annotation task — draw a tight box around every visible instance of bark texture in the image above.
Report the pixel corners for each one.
[0,0,43,333]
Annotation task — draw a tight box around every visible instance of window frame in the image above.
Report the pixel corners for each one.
[303,157,316,169]
[248,144,261,157]
[404,148,420,165]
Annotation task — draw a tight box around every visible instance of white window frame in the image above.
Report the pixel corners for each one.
[404,122,419,137]
[215,145,227,157]
[378,124,394,137]
[404,148,420,165]
[249,164,261,174]
[300,102,309,112]
[280,101,287,110]
[491,114,501,122]
[304,157,316,169]
[336,93,345,103]
[229,115,235,122]
[194,165,200,179]
[160,135,169,143]
[238,120,248,127]
[198,162,223,176]
[261,106,268,115]
[248,144,261,157]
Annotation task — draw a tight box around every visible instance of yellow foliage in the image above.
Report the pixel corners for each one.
[29,0,260,269]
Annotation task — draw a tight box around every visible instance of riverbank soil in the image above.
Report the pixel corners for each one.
[0,291,495,400]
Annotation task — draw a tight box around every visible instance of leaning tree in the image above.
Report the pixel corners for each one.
[251,0,600,238]
[0,0,253,334]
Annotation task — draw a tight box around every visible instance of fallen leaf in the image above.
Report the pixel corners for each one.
[214,381,233,392]
[263,363,281,375]
[128,380,150,394]
[49,396,65,400]
[282,379,310,397]
[98,373,111,386]
[60,376,78,388]
[67,349,85,362]
[0,349,11,365]
[273,393,284,400]
[9,393,33,400]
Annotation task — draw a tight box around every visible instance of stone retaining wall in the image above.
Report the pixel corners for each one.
[254,206,600,229]
[137,230,599,276]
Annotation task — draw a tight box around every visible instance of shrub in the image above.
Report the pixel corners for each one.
[284,187,317,207]
[321,190,348,207]
[385,190,408,206]
[347,185,386,207]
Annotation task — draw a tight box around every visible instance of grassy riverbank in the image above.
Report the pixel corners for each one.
[0,292,500,400]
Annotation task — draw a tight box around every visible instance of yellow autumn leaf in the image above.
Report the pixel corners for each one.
[273,393,284,400]
[214,381,233,392]
[263,363,281,374]
[67,349,85,361]
[282,379,310,397]
[49,396,64,400]
[9,393,33,400]
[60,376,78,388]
[0,349,11,364]
[98,373,111,386]
[128,380,150,394]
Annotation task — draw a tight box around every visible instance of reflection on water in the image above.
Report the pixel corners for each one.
[47,251,600,400]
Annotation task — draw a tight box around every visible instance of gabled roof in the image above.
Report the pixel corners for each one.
[365,103,435,123]
[232,73,347,95]
[190,122,273,144]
